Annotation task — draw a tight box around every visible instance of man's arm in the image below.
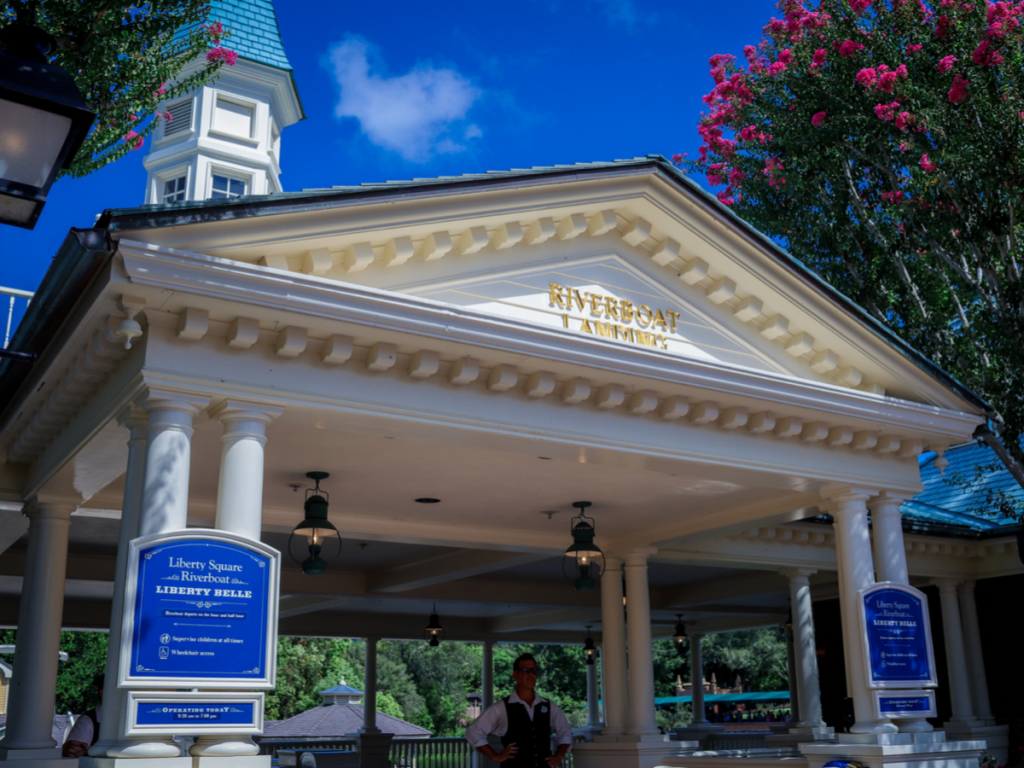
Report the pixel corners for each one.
[544,702,574,767]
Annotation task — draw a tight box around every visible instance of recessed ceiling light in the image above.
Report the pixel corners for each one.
[415,498,441,504]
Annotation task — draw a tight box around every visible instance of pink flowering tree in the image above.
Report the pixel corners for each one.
[680,0,1024,501]
[1,1,237,177]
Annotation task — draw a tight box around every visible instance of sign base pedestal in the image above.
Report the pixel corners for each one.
[0,749,75,768]
[944,723,1008,764]
[800,732,986,768]
[81,757,193,768]
[573,737,671,768]
[193,757,269,768]
[765,725,835,748]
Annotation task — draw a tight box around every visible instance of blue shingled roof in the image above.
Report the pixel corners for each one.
[320,682,364,696]
[180,0,292,71]
[906,442,1022,530]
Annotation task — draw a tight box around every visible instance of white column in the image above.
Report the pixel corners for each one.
[0,500,73,756]
[110,390,207,759]
[782,569,824,727]
[937,580,978,725]
[211,401,282,540]
[871,492,910,584]
[90,409,150,757]
[191,401,279,760]
[824,486,898,734]
[136,390,209,537]
[624,550,659,737]
[599,556,628,737]
[784,626,800,723]
[869,494,932,733]
[689,633,708,725]
[482,641,494,711]
[362,637,380,733]
[958,581,994,723]
[587,658,601,729]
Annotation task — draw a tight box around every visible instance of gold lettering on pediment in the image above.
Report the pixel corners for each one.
[549,283,672,351]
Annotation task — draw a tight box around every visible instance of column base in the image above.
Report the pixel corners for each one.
[943,723,1009,764]
[765,726,835,747]
[572,739,674,768]
[193,758,269,768]
[189,738,258,758]
[354,732,393,768]
[0,752,74,768]
[80,759,193,768]
[801,733,986,768]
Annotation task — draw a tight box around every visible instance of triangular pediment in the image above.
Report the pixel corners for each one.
[396,252,804,379]
[112,158,984,413]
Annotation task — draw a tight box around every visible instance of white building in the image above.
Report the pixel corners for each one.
[0,4,1018,768]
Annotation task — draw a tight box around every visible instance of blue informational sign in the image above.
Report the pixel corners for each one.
[136,701,256,726]
[126,535,273,684]
[874,689,937,719]
[860,583,936,688]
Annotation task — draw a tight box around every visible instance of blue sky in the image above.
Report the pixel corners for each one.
[0,0,776,329]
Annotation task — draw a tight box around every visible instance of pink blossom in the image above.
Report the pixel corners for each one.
[838,39,866,56]
[850,0,873,13]
[778,48,793,64]
[878,71,899,92]
[812,111,827,126]
[938,55,957,73]
[671,153,684,165]
[899,142,910,150]
[812,48,827,67]
[948,74,970,103]
[708,174,725,186]
[163,111,173,122]
[920,154,936,171]
[764,157,787,187]
[206,21,224,39]
[896,111,913,130]
[716,189,737,205]
[973,40,1004,66]
[874,101,899,121]
[206,47,238,65]
[856,67,878,86]
[152,81,167,98]
[709,54,736,67]
[906,43,923,54]
[122,131,144,150]
[728,169,747,185]
[882,190,906,204]
[936,15,951,37]
[768,61,788,75]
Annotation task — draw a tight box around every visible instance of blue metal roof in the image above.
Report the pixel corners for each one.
[319,682,363,696]
[180,0,292,71]
[910,442,1022,529]
[654,691,791,706]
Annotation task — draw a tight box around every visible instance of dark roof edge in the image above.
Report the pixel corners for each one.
[0,229,117,435]
[96,154,987,414]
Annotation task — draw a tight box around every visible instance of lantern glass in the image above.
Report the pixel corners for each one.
[672,615,688,657]
[583,629,597,665]
[562,503,605,591]
[289,472,341,574]
[425,605,445,646]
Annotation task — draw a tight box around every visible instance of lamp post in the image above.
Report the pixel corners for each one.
[0,24,96,229]
[562,501,605,591]
[288,472,341,575]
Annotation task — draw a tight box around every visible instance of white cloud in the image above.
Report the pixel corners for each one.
[590,0,657,30]
[328,37,482,162]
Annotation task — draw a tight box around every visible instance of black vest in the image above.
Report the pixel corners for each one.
[501,696,552,768]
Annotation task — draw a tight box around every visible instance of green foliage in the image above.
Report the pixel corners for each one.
[702,628,790,692]
[0,629,107,714]
[265,637,361,721]
[683,0,1024,507]
[0,0,232,177]
[375,691,405,720]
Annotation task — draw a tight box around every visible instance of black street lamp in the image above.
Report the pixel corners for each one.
[425,604,445,647]
[562,501,605,592]
[0,24,96,229]
[583,626,597,665]
[672,614,688,657]
[288,472,341,575]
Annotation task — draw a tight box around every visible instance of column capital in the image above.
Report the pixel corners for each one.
[603,555,624,570]
[24,497,76,520]
[934,578,963,592]
[820,484,875,514]
[957,579,977,592]
[209,399,284,425]
[136,387,211,415]
[781,567,817,580]
[623,547,657,566]
[870,491,910,513]
[116,405,149,432]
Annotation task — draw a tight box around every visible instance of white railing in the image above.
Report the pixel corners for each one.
[0,286,33,348]
[390,737,472,767]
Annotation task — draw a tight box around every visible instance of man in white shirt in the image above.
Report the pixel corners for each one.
[62,674,104,757]
[465,654,573,767]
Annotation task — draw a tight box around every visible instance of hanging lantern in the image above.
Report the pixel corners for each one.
[672,614,688,657]
[425,604,445,646]
[562,501,605,591]
[583,626,598,666]
[288,471,341,575]
[785,609,794,628]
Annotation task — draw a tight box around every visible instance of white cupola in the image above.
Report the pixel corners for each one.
[142,0,303,205]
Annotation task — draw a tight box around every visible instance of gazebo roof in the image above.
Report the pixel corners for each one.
[262,703,430,739]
